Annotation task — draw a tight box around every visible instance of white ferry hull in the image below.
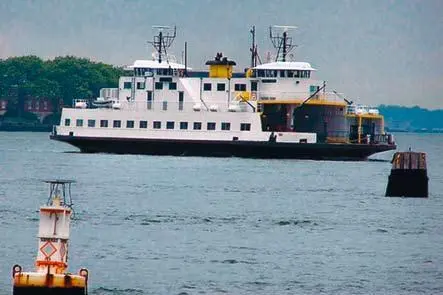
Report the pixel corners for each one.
[50,134,396,161]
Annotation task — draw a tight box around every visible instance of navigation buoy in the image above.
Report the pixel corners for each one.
[385,151,428,198]
[12,180,88,295]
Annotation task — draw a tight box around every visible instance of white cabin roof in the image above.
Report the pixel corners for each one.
[253,61,316,71]
[127,59,190,70]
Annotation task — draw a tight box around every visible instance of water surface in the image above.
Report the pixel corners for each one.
[0,132,442,294]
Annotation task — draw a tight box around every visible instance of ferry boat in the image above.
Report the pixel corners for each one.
[50,26,396,160]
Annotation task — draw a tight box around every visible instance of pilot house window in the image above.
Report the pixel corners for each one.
[123,82,131,89]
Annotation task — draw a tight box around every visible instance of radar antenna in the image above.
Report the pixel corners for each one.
[269,25,297,62]
[148,25,177,63]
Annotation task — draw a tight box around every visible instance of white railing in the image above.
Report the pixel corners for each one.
[68,99,256,113]
[257,91,345,103]
[347,105,380,115]
[69,90,350,112]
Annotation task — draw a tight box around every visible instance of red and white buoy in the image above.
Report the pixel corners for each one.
[12,180,88,295]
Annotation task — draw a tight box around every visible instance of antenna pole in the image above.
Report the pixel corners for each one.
[250,26,256,68]
[184,41,188,76]
[148,26,177,63]
[282,31,287,62]
[269,25,297,62]
[158,31,163,63]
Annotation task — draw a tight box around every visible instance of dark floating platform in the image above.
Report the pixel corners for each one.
[13,286,85,295]
[385,151,428,198]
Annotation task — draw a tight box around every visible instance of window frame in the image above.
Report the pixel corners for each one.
[169,82,177,90]
[113,120,121,128]
[166,121,175,129]
[100,120,108,128]
[221,122,231,131]
[207,122,216,130]
[153,121,161,129]
[234,84,246,91]
[203,83,212,91]
[136,82,145,89]
[217,83,226,91]
[126,120,135,128]
[155,82,163,90]
[87,119,96,127]
[193,122,202,130]
[240,123,251,131]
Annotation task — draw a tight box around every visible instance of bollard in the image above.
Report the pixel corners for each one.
[385,151,428,198]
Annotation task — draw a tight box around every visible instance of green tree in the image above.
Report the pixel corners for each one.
[0,55,124,117]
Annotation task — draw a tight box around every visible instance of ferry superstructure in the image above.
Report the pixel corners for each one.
[50,26,396,160]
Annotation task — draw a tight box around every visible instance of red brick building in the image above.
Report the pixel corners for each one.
[24,98,55,122]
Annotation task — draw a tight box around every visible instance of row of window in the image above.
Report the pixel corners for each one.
[124,81,248,92]
[203,83,247,92]
[123,81,178,90]
[253,69,311,78]
[133,68,177,77]
[65,118,251,131]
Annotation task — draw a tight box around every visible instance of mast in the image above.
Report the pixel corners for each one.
[148,26,177,63]
[250,26,256,68]
[282,31,287,61]
[269,25,297,62]
[184,41,188,76]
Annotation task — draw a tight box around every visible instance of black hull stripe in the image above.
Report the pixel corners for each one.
[50,135,396,161]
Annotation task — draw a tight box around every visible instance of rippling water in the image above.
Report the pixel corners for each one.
[0,132,442,294]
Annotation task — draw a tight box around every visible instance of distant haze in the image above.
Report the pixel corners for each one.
[0,0,442,109]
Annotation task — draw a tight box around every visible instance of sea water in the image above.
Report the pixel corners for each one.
[0,132,442,294]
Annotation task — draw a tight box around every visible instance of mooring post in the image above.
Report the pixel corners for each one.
[385,151,428,198]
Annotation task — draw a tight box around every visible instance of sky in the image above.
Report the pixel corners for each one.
[0,0,442,109]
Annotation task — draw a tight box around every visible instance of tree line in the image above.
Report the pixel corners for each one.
[379,105,443,131]
[0,55,124,115]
